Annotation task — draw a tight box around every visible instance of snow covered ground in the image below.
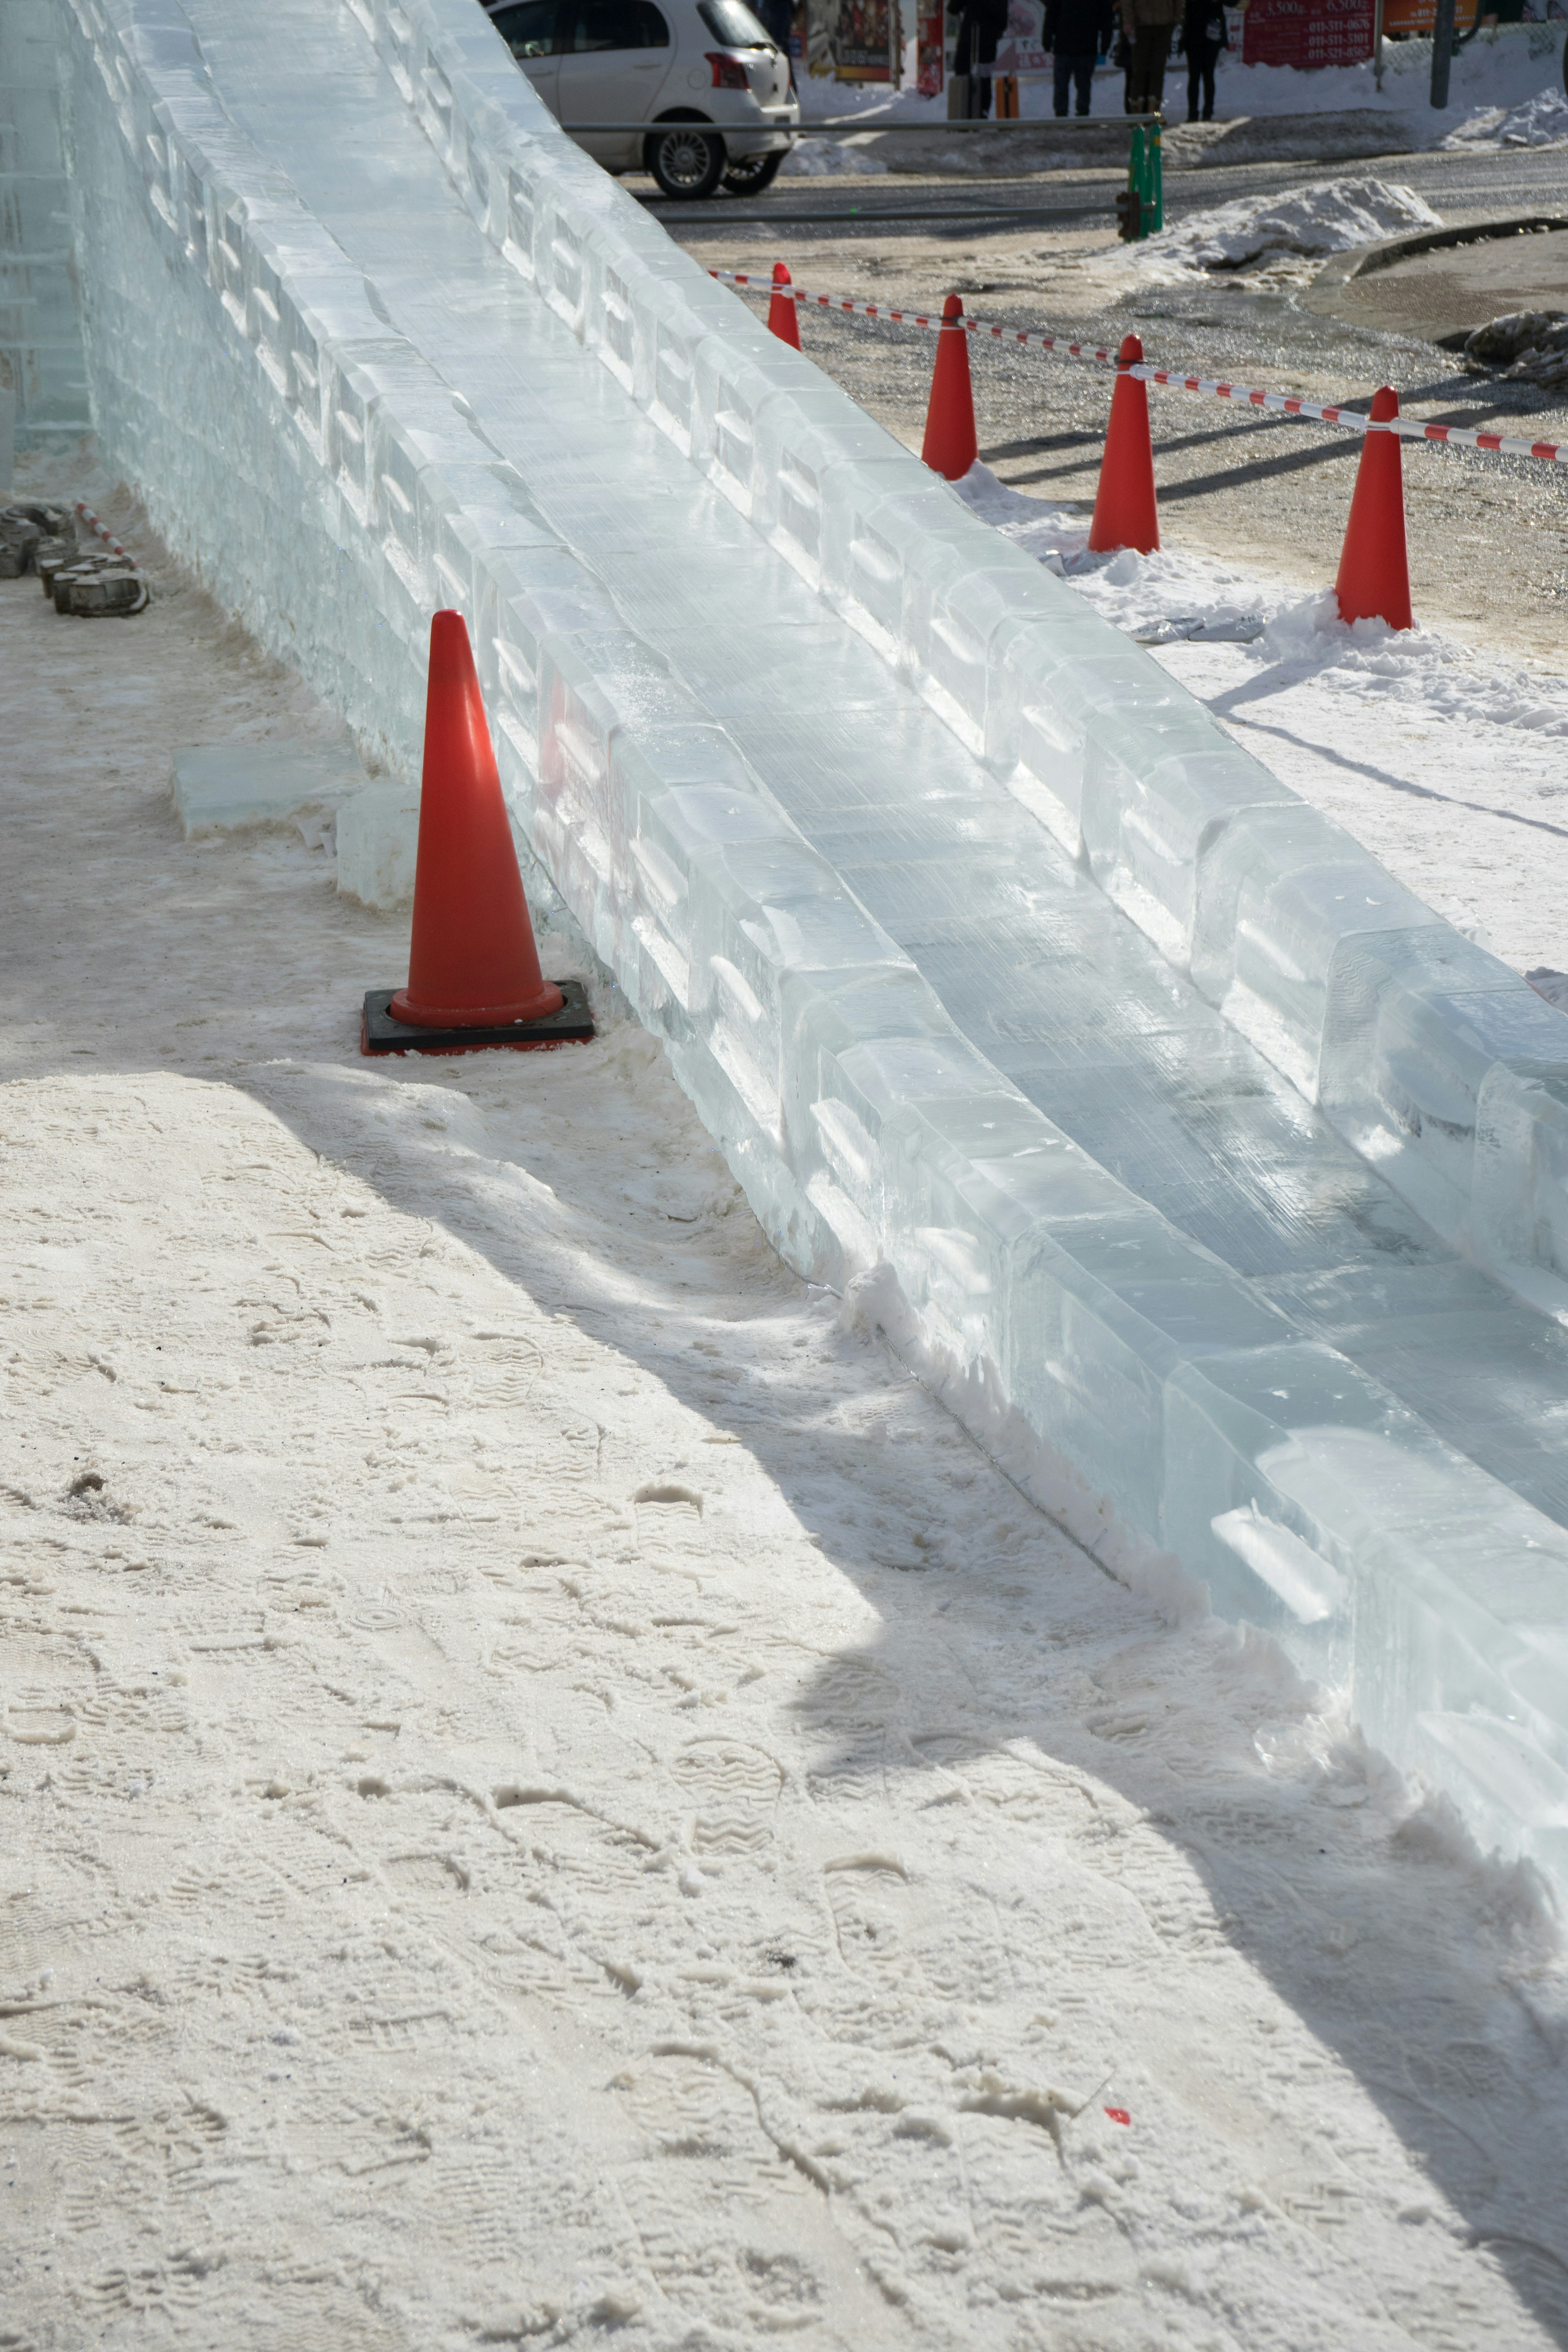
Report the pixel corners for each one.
[6,467,1568,2349]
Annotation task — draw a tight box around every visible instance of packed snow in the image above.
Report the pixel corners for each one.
[1129,177,1442,278]
[6,465,1568,2350]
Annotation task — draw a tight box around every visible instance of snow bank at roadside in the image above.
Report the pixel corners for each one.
[793,24,1557,127]
[1216,31,1559,120]
[1446,80,1568,146]
[1130,176,1440,277]
[781,134,889,174]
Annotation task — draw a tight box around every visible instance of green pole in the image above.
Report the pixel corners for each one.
[1147,119,1163,234]
[1128,122,1145,242]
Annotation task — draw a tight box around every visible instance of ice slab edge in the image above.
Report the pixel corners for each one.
[365,0,1568,1326]
[0,0,93,445]
[53,0,1568,1887]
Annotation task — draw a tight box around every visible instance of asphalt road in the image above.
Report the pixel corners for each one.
[644,137,1568,234]
[649,139,1568,667]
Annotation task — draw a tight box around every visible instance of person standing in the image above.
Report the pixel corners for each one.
[1120,0,1181,112]
[1045,0,1113,113]
[758,0,797,85]
[1179,0,1226,120]
[953,0,1013,114]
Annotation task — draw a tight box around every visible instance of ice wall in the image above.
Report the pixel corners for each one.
[0,0,90,447]
[344,0,1568,1324]
[40,0,1568,1886]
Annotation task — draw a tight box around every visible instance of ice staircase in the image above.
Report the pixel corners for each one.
[22,0,1568,1885]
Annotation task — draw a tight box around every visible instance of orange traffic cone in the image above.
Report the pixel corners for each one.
[1335,385,1412,631]
[1088,334,1159,555]
[361,611,593,1056]
[767,261,802,350]
[920,295,978,482]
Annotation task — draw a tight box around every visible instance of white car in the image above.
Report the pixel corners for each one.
[482,0,799,198]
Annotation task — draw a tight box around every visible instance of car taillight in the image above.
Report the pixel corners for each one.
[706,49,751,86]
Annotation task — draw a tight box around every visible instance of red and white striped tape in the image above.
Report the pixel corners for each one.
[709,268,1120,366]
[1129,365,1568,464]
[74,501,144,570]
[708,268,1568,468]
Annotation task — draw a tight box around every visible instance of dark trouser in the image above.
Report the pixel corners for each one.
[1186,37,1217,117]
[1053,51,1096,113]
[955,15,1000,113]
[1123,23,1171,111]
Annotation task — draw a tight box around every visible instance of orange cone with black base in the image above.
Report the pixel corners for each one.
[920,294,978,481]
[767,261,802,349]
[1335,385,1412,631]
[1088,334,1159,555]
[361,611,593,1056]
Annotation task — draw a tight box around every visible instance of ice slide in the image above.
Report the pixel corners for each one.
[10,0,1568,1885]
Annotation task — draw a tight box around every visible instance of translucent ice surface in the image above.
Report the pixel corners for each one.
[0,2,90,446]
[172,743,368,837]
[39,0,1568,1884]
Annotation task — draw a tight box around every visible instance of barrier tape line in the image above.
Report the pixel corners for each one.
[709,267,1118,365]
[706,267,1568,468]
[74,501,144,571]
[1128,366,1568,465]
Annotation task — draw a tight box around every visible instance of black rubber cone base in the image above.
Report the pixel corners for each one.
[361,980,594,1057]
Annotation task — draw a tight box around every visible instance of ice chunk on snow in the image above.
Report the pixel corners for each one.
[335,783,421,912]
[172,742,367,838]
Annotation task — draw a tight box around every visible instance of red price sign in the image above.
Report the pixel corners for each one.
[1241,0,1376,66]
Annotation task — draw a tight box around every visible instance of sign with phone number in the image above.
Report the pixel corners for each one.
[1240,0,1374,65]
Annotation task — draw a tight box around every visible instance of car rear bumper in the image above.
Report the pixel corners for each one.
[569,101,798,172]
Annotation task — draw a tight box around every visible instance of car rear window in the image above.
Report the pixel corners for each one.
[569,0,670,45]
[489,1,560,57]
[696,0,775,45]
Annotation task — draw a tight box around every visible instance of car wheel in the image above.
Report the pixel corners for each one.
[645,120,726,199]
[721,148,785,195]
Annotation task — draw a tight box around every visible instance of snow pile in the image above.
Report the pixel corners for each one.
[780,134,889,174]
[1133,176,1441,276]
[1497,83,1568,142]
[964,466,1568,746]
[1473,310,1568,386]
[1256,590,1568,736]
[1446,81,1568,146]
[1452,289,1568,385]
[1462,307,1568,367]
